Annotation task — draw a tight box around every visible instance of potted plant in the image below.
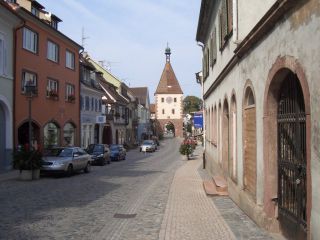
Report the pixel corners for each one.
[49,90,58,98]
[67,94,75,102]
[179,142,193,160]
[13,145,42,180]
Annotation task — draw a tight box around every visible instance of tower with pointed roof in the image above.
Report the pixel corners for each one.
[154,45,183,137]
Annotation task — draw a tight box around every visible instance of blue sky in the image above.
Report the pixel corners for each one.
[39,0,202,101]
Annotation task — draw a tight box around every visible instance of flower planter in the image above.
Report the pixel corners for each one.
[18,169,40,181]
[19,170,33,181]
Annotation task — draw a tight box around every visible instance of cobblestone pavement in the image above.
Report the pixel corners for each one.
[159,147,236,240]
[0,137,184,240]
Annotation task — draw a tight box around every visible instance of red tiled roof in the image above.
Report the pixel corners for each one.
[130,87,149,106]
[149,104,155,113]
[155,62,183,95]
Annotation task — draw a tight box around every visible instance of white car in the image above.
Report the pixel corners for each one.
[140,140,156,152]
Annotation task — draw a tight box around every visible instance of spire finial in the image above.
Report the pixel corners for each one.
[165,43,171,62]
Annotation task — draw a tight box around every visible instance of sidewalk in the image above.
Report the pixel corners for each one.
[159,146,275,240]
[0,169,17,182]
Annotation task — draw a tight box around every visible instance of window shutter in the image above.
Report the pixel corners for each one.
[211,28,217,67]
[222,0,228,40]
[227,0,233,34]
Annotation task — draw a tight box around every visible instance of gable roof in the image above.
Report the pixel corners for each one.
[130,87,149,107]
[155,62,183,95]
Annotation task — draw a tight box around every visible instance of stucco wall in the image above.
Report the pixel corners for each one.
[203,1,320,237]
[155,94,183,119]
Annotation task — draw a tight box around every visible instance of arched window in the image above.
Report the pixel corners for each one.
[213,105,217,144]
[63,122,75,146]
[243,85,256,198]
[44,122,60,147]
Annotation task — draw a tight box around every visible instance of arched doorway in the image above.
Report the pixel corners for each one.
[18,121,40,149]
[94,124,99,144]
[222,99,229,175]
[63,122,76,146]
[277,72,307,239]
[102,126,112,145]
[164,122,175,137]
[230,94,237,181]
[264,57,311,239]
[115,129,119,144]
[243,85,257,199]
[0,105,5,169]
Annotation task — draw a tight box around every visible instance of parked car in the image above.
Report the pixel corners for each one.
[140,140,157,152]
[41,147,91,176]
[86,144,110,165]
[109,144,126,161]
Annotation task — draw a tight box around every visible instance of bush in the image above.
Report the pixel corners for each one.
[13,146,42,172]
[179,143,193,156]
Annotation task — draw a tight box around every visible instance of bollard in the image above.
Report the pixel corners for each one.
[203,151,206,169]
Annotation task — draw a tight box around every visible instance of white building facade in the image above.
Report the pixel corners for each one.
[196,0,320,239]
[0,3,20,170]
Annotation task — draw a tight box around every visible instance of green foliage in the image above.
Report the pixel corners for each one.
[183,95,202,114]
[179,143,193,156]
[13,147,42,172]
[166,123,175,131]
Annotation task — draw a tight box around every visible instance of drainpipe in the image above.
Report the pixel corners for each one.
[196,42,206,169]
[13,19,26,150]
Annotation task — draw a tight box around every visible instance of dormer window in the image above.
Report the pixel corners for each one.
[31,6,39,17]
[31,1,44,18]
[51,20,58,29]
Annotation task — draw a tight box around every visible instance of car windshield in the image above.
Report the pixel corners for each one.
[110,145,119,151]
[86,145,103,153]
[143,141,153,145]
[44,148,73,157]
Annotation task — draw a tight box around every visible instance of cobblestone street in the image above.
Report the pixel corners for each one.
[0,138,279,240]
[0,138,183,240]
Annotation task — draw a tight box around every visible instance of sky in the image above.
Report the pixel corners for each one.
[38,0,203,102]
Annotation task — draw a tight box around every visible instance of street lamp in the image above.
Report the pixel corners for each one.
[25,83,36,150]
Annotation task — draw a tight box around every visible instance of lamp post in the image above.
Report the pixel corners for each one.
[25,84,36,150]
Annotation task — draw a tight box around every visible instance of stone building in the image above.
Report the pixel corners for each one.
[155,46,183,138]
[196,0,320,239]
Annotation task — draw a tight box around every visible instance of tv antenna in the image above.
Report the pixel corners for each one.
[81,27,89,48]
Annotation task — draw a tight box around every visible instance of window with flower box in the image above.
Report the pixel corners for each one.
[47,79,59,98]
[66,84,75,102]
[21,70,37,95]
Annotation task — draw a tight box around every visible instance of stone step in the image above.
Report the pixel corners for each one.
[203,180,219,196]
[203,180,228,196]
[213,175,228,192]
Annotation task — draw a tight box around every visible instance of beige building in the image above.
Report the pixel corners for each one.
[196,0,320,239]
[155,46,183,137]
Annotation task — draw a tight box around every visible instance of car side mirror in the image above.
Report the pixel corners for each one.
[73,153,79,157]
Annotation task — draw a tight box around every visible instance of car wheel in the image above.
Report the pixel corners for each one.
[67,164,73,177]
[101,158,106,166]
[84,162,91,173]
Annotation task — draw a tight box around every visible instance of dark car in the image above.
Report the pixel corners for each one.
[86,144,110,165]
[109,144,126,161]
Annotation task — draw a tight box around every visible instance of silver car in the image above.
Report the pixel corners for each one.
[139,140,156,152]
[41,147,91,176]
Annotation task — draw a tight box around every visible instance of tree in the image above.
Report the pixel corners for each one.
[183,96,202,114]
